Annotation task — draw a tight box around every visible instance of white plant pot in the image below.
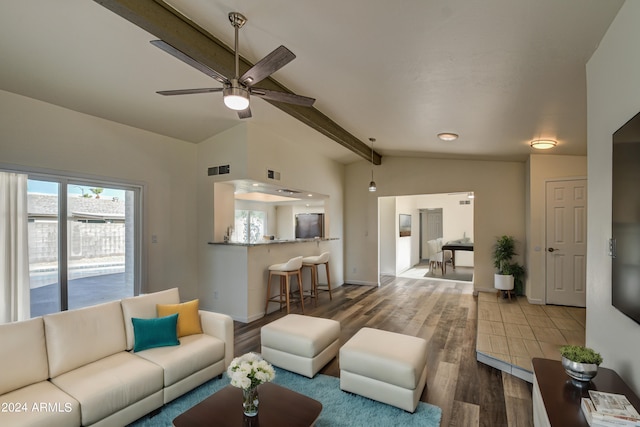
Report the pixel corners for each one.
[494,274,514,291]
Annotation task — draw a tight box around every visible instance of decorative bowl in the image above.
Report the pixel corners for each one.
[561,356,598,383]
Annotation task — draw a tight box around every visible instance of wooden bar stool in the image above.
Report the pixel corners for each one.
[265,256,304,316]
[302,252,332,304]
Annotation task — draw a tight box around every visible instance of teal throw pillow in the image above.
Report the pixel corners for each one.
[132,313,180,352]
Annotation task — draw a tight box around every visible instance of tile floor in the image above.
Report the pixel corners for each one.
[476,291,586,373]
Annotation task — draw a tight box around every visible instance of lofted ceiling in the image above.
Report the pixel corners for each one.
[0,0,624,164]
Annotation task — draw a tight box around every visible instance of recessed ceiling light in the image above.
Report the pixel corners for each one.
[438,133,459,141]
[307,194,313,197]
[530,139,557,150]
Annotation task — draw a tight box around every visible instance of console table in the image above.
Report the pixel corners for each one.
[532,357,640,427]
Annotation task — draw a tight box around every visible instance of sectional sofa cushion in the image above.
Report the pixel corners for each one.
[157,299,203,337]
[44,300,127,378]
[50,351,164,426]
[0,381,81,427]
[132,313,180,352]
[121,288,180,351]
[134,333,225,387]
[0,317,49,395]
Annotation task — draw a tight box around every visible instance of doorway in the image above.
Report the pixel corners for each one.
[420,208,442,261]
[379,192,474,279]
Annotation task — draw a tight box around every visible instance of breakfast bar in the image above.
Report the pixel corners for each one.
[203,238,339,323]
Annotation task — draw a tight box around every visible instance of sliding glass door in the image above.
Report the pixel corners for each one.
[28,178,140,316]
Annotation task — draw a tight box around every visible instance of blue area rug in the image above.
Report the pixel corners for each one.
[129,368,442,427]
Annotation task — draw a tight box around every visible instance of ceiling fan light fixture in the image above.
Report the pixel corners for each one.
[530,139,557,150]
[223,86,249,111]
[438,132,459,141]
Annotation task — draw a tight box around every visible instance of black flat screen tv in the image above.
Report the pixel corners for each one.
[612,110,640,325]
[295,213,324,239]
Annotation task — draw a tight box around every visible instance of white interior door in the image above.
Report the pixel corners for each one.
[545,179,587,307]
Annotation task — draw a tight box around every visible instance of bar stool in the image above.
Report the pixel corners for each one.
[302,252,332,305]
[265,256,305,316]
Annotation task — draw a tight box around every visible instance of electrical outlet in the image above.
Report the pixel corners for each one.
[213,291,218,300]
[151,235,158,244]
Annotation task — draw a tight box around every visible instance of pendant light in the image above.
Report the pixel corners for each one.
[368,137,377,192]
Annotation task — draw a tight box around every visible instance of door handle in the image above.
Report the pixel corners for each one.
[547,247,559,253]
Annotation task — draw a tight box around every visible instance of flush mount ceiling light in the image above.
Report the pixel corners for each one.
[437,132,459,141]
[368,137,377,192]
[530,139,557,150]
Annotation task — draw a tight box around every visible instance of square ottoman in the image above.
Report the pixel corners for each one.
[339,327,428,412]
[261,314,341,378]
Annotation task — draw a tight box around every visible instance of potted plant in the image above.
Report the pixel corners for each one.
[493,235,525,297]
[560,345,602,384]
[505,262,526,296]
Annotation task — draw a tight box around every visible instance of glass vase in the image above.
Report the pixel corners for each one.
[242,386,259,417]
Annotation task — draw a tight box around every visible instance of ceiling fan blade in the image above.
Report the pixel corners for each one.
[151,40,229,85]
[237,107,252,119]
[157,88,223,96]
[240,46,295,87]
[250,88,315,107]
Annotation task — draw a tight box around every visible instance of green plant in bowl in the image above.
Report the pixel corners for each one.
[559,345,603,365]
[560,345,602,385]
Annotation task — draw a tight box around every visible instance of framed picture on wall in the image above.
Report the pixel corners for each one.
[399,214,411,237]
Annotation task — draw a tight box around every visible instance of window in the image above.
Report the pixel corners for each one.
[27,177,141,316]
[234,210,266,243]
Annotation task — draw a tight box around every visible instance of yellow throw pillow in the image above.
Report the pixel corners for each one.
[157,299,203,337]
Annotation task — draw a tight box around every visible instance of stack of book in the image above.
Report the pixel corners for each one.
[581,390,640,426]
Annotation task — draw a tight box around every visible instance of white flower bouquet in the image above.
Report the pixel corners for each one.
[227,352,276,390]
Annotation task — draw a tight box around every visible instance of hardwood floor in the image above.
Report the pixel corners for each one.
[233,275,533,427]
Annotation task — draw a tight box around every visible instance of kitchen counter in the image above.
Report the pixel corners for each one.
[202,238,340,323]
[208,237,339,247]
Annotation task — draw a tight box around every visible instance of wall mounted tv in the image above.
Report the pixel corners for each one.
[612,110,640,325]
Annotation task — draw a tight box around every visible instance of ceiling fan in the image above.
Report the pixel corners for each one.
[152,12,315,119]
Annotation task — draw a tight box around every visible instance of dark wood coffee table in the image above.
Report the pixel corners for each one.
[172,382,322,427]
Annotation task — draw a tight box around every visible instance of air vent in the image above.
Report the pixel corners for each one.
[267,169,281,180]
[208,165,230,176]
[459,200,471,205]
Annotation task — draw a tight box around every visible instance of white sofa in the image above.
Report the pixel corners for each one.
[0,288,233,427]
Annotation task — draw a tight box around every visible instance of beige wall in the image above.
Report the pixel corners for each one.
[0,90,200,299]
[586,0,640,394]
[525,155,587,303]
[345,156,526,291]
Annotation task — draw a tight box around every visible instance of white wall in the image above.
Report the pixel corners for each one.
[345,156,525,293]
[379,197,396,276]
[395,197,415,274]
[0,90,200,299]
[586,0,640,394]
[275,205,294,240]
[526,155,587,303]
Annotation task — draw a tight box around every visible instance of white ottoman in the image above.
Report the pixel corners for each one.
[261,314,341,378]
[339,327,428,412]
